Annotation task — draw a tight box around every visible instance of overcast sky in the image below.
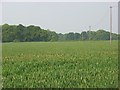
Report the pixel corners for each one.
[2,2,118,33]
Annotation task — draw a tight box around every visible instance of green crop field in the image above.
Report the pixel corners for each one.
[2,41,118,88]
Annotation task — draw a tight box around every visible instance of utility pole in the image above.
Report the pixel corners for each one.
[110,6,112,44]
[89,26,91,40]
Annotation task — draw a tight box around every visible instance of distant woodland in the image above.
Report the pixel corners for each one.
[1,24,119,42]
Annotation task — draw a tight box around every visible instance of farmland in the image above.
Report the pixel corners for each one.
[2,41,118,88]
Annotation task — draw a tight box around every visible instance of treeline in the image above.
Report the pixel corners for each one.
[58,30,118,41]
[2,24,58,42]
[1,24,118,42]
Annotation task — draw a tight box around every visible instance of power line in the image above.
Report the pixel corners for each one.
[93,9,108,28]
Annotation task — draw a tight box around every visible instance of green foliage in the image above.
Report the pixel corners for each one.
[2,24,118,42]
[2,24,58,42]
[81,31,89,40]
[0,25,2,42]
[2,41,118,88]
[74,33,81,40]
[65,32,75,40]
[13,39,20,42]
[58,30,118,41]
[94,30,109,40]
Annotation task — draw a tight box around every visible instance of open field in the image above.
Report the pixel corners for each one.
[2,41,118,88]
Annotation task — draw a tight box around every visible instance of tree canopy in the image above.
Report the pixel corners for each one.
[2,24,58,42]
[2,24,118,42]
